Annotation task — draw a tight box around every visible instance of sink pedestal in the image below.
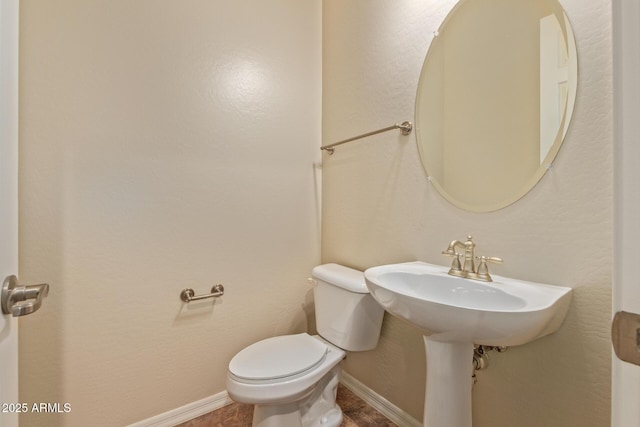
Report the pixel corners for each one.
[424,338,474,427]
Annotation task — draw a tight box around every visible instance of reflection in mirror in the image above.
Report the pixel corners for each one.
[415,0,577,212]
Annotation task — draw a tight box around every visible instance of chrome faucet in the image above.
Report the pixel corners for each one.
[441,236,502,282]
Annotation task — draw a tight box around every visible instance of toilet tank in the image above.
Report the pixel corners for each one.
[311,263,384,351]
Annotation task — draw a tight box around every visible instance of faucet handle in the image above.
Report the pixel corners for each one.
[441,248,457,257]
[478,256,502,264]
[442,250,464,275]
[474,256,503,282]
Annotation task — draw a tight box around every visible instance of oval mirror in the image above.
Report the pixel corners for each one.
[415,0,577,212]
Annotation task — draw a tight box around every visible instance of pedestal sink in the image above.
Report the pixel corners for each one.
[363,262,572,427]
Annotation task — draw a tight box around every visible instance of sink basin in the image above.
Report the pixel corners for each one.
[363,261,572,427]
[364,261,572,346]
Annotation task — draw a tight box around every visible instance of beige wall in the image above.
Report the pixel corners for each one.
[323,0,612,425]
[18,1,321,426]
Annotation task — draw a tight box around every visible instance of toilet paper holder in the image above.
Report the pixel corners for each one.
[180,284,224,303]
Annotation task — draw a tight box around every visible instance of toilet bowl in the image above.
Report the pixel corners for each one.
[226,264,384,427]
[227,334,345,427]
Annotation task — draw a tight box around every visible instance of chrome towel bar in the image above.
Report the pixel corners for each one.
[180,284,224,302]
[320,121,412,155]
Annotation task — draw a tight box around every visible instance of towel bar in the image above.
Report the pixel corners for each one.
[320,121,412,155]
[180,284,224,302]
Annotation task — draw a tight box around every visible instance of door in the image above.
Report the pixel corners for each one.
[612,1,640,426]
[0,0,20,426]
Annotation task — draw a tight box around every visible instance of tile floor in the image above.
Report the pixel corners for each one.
[176,384,398,427]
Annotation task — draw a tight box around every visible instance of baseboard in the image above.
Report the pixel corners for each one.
[340,371,422,427]
[128,372,420,427]
[126,390,232,427]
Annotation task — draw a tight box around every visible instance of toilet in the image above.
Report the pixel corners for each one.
[226,263,385,427]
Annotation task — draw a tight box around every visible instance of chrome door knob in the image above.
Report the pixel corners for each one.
[1,275,50,317]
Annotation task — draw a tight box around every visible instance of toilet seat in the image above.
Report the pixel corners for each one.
[229,333,328,383]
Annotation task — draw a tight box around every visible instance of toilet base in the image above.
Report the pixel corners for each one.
[252,365,343,427]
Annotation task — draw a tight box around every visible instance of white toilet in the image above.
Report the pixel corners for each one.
[226,263,385,427]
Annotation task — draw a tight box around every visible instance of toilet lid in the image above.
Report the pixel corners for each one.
[229,333,328,381]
